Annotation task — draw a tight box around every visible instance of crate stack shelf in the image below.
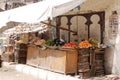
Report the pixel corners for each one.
[77,48,105,78]
[77,48,91,79]
[14,43,28,64]
[93,48,105,76]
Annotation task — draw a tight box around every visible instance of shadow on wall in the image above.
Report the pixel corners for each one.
[104,46,115,74]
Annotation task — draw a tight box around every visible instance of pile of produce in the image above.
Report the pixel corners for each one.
[63,42,76,48]
[45,39,52,46]
[44,38,65,46]
[29,37,99,49]
[88,38,98,47]
[17,40,24,43]
[79,40,92,48]
[50,38,65,46]
[34,39,46,46]
[30,37,46,46]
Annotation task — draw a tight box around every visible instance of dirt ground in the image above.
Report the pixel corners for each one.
[0,67,40,80]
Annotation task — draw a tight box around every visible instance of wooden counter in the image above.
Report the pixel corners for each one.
[27,45,78,74]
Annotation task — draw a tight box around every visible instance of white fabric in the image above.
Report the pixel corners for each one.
[9,0,51,23]
[3,22,48,34]
[0,0,86,28]
[52,0,85,17]
[0,11,10,27]
[3,27,16,34]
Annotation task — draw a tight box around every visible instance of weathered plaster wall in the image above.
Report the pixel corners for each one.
[59,14,101,43]
[0,3,6,10]
[59,0,120,75]
[104,0,120,75]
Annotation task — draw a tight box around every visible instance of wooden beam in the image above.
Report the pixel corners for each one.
[41,21,77,35]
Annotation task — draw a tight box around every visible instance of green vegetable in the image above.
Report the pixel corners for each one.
[45,39,52,46]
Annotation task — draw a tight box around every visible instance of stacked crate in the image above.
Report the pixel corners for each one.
[94,48,105,76]
[77,48,91,79]
[14,43,28,64]
[1,45,14,62]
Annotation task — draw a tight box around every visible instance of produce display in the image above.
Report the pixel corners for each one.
[50,38,65,46]
[29,37,99,49]
[63,42,77,48]
[17,40,24,43]
[88,38,98,47]
[44,38,98,49]
[30,37,46,46]
[34,39,46,46]
[45,39,52,46]
[79,40,92,48]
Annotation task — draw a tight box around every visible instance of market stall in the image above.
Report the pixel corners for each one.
[0,13,107,79]
[25,34,106,78]
[1,0,118,79]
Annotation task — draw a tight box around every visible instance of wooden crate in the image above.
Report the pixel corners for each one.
[14,43,28,64]
[77,48,91,76]
[17,57,26,64]
[15,43,27,50]
[79,69,90,79]
[14,49,27,57]
[1,52,14,62]
[93,48,105,76]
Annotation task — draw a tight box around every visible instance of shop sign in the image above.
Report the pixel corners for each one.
[109,11,120,34]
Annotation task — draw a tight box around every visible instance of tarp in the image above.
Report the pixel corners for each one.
[0,0,86,28]
[3,22,48,34]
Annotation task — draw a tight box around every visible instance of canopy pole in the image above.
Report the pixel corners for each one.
[41,21,77,35]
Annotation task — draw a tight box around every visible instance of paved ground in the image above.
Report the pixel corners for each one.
[0,66,107,80]
[0,62,120,80]
[0,67,40,80]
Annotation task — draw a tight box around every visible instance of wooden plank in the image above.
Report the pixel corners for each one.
[38,49,47,68]
[66,50,78,74]
[27,46,39,66]
[50,50,66,73]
